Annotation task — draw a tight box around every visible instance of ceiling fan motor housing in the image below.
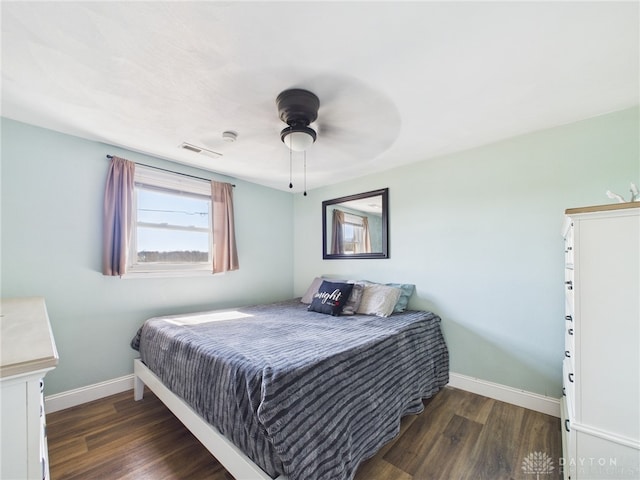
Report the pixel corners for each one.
[277,88,320,151]
[276,89,320,127]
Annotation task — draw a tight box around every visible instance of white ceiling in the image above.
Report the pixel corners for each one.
[2,2,638,192]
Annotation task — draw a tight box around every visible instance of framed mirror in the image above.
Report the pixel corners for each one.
[322,188,389,259]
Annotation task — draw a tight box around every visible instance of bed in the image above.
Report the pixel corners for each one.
[131,296,449,480]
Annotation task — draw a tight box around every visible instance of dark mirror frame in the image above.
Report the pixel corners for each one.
[322,188,389,260]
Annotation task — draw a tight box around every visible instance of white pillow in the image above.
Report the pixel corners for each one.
[356,284,402,317]
[301,277,325,304]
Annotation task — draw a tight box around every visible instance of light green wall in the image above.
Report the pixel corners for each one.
[2,107,637,399]
[293,107,639,397]
[1,118,294,395]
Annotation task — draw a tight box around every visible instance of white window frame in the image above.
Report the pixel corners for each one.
[126,166,213,278]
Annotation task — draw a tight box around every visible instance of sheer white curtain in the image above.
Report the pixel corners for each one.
[360,217,372,253]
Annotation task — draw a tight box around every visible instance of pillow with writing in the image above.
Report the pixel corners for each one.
[308,281,354,316]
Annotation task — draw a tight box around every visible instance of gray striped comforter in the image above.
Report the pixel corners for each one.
[131,299,449,480]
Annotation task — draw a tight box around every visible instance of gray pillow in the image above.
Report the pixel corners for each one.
[341,282,365,315]
[356,284,402,317]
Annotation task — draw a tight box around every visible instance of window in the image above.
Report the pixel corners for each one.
[341,213,366,254]
[128,166,212,275]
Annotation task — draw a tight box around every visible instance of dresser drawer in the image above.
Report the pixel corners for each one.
[563,218,574,267]
[563,357,575,414]
[561,396,576,480]
[564,240,574,267]
[564,317,575,357]
[565,296,574,321]
[564,278,574,309]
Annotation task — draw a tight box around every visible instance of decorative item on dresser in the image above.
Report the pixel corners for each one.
[561,203,639,480]
[0,297,59,480]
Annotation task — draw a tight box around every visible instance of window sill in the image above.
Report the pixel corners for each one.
[122,269,218,279]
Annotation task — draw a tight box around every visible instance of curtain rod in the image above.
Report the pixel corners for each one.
[106,155,235,187]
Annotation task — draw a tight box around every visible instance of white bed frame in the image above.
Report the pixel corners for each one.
[133,359,286,480]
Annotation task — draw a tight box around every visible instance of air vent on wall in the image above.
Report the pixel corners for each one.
[180,142,223,159]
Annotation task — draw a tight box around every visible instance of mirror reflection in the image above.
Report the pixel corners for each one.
[322,188,388,259]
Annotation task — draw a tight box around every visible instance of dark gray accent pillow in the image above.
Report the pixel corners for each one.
[308,281,354,316]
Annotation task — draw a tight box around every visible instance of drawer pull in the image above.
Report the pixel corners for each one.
[565,315,572,321]
[565,419,570,432]
[565,350,571,358]
[568,373,574,383]
[562,387,566,396]
[568,328,574,335]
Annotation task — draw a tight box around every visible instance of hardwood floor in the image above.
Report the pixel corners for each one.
[47,386,562,480]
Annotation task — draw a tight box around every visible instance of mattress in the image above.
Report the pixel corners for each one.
[131,299,449,480]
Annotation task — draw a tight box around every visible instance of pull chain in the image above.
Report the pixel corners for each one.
[303,151,307,196]
[288,147,293,189]
[286,146,308,195]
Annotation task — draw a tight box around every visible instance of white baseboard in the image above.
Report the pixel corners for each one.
[448,372,561,417]
[45,374,135,414]
[44,371,561,418]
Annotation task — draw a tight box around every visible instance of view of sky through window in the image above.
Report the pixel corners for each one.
[136,188,210,254]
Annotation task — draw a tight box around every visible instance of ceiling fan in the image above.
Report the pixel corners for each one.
[272,79,401,194]
[276,88,320,194]
[276,88,320,152]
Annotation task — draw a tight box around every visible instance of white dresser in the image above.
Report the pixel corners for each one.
[1,297,58,480]
[561,203,639,479]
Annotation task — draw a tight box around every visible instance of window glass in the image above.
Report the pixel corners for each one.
[136,188,210,264]
[128,167,212,274]
[342,213,364,254]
